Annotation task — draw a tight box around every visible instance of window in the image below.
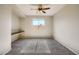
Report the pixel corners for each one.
[32,18,45,26]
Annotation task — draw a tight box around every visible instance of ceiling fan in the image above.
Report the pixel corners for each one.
[31,4,50,13]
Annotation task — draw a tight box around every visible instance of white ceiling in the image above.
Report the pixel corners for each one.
[13,4,65,17]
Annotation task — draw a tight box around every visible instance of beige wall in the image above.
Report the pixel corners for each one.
[11,13,20,33]
[20,16,52,38]
[53,5,79,54]
[0,5,11,54]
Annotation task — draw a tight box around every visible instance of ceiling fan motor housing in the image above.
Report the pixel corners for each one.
[38,8,43,11]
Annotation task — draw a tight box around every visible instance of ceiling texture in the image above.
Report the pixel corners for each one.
[13,4,66,17]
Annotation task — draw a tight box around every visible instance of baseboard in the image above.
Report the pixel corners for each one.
[20,36,52,39]
[54,37,78,55]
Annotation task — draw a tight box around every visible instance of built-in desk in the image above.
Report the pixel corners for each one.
[11,31,24,42]
[11,31,24,35]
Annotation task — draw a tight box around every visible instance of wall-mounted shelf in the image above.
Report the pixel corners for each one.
[11,31,24,35]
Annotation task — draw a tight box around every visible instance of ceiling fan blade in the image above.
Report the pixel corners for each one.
[42,11,46,13]
[42,8,50,10]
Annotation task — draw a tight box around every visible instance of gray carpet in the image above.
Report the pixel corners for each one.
[6,39,75,55]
